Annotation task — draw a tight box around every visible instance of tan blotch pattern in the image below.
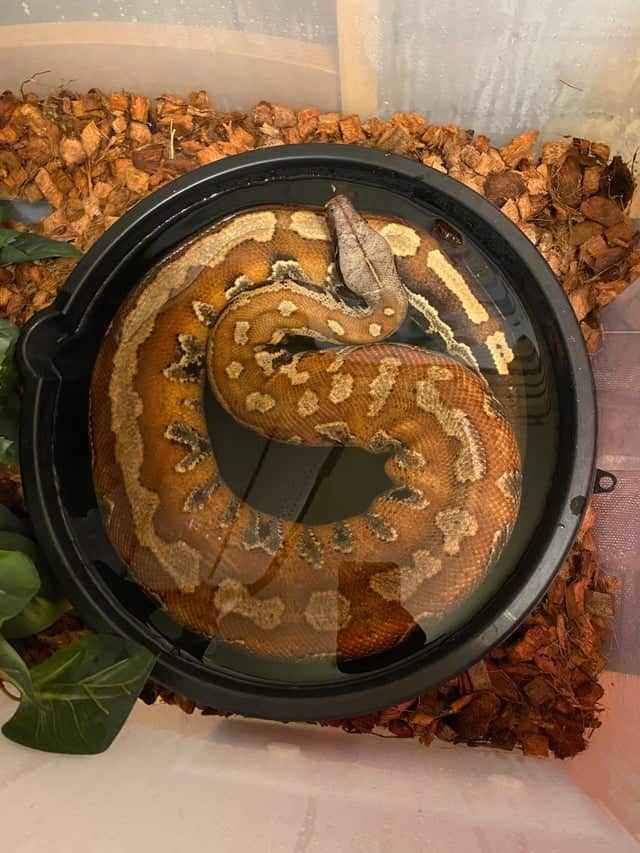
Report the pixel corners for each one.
[327,319,345,336]
[279,354,310,385]
[255,349,286,376]
[406,291,479,372]
[326,356,345,374]
[233,320,250,345]
[367,357,402,417]
[225,361,244,379]
[297,389,319,417]
[395,446,426,469]
[485,330,515,376]
[270,260,307,282]
[370,429,400,452]
[370,549,443,602]
[304,591,351,631]
[245,391,276,413]
[214,579,284,630]
[315,421,352,443]
[435,507,479,556]
[329,372,354,404]
[289,210,330,241]
[193,300,217,327]
[324,262,339,290]
[225,273,255,301]
[483,393,504,419]
[416,380,486,483]
[378,222,421,257]
[426,250,489,324]
[277,299,298,317]
[497,469,522,501]
[428,366,454,381]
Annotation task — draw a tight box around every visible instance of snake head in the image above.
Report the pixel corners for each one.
[324,195,406,312]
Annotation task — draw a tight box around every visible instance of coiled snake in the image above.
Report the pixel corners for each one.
[91,195,522,661]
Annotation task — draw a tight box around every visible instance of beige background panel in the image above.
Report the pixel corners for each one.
[0,22,338,112]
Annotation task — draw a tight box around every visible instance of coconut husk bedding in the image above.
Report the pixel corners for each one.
[2,88,637,758]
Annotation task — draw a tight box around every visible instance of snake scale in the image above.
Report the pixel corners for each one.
[91,195,522,661]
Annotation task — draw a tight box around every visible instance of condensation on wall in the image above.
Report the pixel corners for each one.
[373,1,640,153]
[1,0,337,42]
[1,0,639,157]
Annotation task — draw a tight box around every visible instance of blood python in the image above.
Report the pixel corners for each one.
[91,195,522,661]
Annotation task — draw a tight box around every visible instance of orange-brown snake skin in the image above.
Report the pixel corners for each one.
[91,196,521,660]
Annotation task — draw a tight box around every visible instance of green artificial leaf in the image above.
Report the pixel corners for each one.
[0,531,69,637]
[0,391,19,466]
[0,531,56,595]
[0,635,35,702]
[0,227,16,248]
[0,320,21,466]
[0,549,39,624]
[0,228,81,266]
[2,634,157,754]
[0,437,18,466]
[2,595,69,640]
[0,531,40,564]
[0,530,70,640]
[0,505,27,534]
[0,319,19,397]
[0,531,69,638]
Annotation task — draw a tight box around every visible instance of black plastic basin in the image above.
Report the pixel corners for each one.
[18,145,596,721]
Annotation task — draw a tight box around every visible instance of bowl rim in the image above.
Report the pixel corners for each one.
[18,143,597,721]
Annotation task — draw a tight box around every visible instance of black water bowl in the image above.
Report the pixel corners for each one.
[18,145,596,721]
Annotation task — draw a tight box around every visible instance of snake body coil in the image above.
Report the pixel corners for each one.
[91,196,521,660]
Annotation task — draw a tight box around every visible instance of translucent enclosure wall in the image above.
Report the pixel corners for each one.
[1,1,639,849]
[1,1,640,158]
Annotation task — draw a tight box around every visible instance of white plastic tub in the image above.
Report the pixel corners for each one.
[1,2,638,850]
